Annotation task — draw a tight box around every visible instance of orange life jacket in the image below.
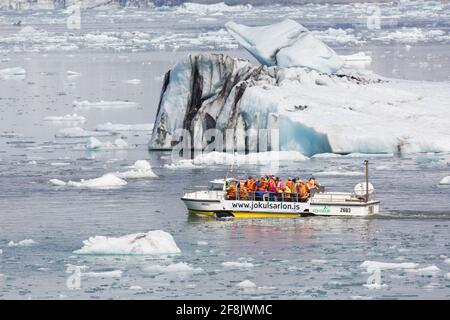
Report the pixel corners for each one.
[227,185,237,198]
[285,180,293,190]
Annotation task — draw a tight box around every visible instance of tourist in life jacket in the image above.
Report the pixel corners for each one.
[293,178,302,202]
[268,177,277,201]
[284,184,292,201]
[255,178,266,201]
[246,176,255,200]
[285,178,293,191]
[299,180,309,201]
[275,177,284,200]
[306,176,319,195]
[226,182,237,200]
[239,179,248,200]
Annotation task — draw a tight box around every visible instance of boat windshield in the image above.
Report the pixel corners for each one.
[208,182,224,191]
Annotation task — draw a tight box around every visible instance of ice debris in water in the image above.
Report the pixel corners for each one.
[74,230,181,255]
[406,265,441,275]
[114,160,158,179]
[95,122,153,132]
[221,261,254,268]
[85,137,130,150]
[73,100,138,109]
[237,280,256,288]
[66,70,81,78]
[360,261,418,271]
[44,114,86,122]
[226,19,343,73]
[56,127,111,138]
[314,171,364,177]
[50,173,127,189]
[82,270,123,278]
[0,67,26,80]
[439,176,450,184]
[123,79,141,85]
[144,262,203,274]
[176,2,252,14]
[8,239,36,247]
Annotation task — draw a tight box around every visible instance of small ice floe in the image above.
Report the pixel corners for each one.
[73,100,138,109]
[85,137,130,150]
[446,273,450,280]
[8,239,36,247]
[0,249,3,254]
[44,113,85,122]
[311,259,328,264]
[221,261,254,269]
[444,258,450,264]
[360,261,418,271]
[123,79,141,85]
[129,285,143,290]
[439,176,450,184]
[406,265,441,275]
[236,280,256,288]
[50,173,127,189]
[50,162,71,166]
[0,67,26,80]
[83,270,123,278]
[197,241,208,246]
[363,283,388,290]
[315,171,364,177]
[66,70,81,78]
[114,160,158,179]
[56,127,111,138]
[95,122,153,132]
[74,230,181,255]
[49,179,66,186]
[164,159,201,170]
[144,262,203,274]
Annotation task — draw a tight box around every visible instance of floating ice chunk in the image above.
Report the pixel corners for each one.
[164,160,202,170]
[85,137,130,150]
[439,176,450,184]
[406,265,440,275]
[124,79,141,85]
[56,127,111,138]
[446,273,450,280]
[74,230,180,255]
[0,67,26,80]
[144,262,203,274]
[50,162,70,166]
[226,19,343,73]
[0,249,2,254]
[67,173,127,189]
[360,260,418,271]
[221,261,254,268]
[44,113,86,122]
[363,283,388,290]
[315,171,364,177]
[445,258,450,264]
[311,259,328,264]
[95,122,153,132]
[50,179,66,186]
[73,100,138,109]
[340,52,372,69]
[237,280,256,288]
[83,270,123,278]
[8,239,36,247]
[197,241,208,246]
[66,70,81,78]
[114,160,158,179]
[18,26,38,34]
[177,2,252,14]
[129,285,143,290]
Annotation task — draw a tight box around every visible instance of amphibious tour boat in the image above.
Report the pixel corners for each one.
[181,161,380,218]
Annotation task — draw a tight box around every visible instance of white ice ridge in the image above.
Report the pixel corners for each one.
[85,137,130,150]
[50,173,127,189]
[74,230,181,255]
[225,19,343,73]
[114,160,158,179]
[95,122,153,132]
[44,113,86,122]
[73,100,138,109]
[0,67,26,80]
[439,176,450,184]
[8,239,36,247]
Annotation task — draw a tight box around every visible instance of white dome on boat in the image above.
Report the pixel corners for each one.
[354,183,374,196]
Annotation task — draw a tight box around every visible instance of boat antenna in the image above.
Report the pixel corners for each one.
[364,160,369,202]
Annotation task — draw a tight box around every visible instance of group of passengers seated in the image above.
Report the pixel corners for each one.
[226,176,321,202]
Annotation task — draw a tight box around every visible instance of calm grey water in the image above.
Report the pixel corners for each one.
[1,4,450,299]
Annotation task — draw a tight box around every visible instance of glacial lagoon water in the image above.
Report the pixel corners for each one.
[1,5,450,299]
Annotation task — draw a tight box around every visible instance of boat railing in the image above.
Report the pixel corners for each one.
[311,191,376,203]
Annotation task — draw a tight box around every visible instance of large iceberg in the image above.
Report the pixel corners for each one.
[149,21,450,156]
[225,19,344,73]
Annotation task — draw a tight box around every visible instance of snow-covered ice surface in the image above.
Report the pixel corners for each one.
[0,2,450,300]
